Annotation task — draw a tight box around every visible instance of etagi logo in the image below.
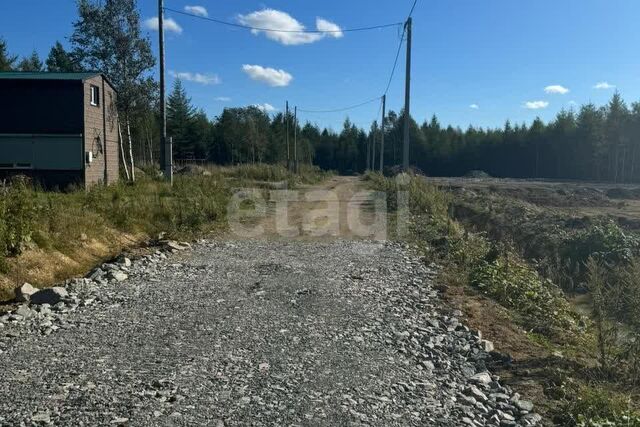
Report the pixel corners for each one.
[227,176,410,240]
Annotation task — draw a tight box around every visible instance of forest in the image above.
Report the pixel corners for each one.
[152,82,640,184]
[1,0,640,182]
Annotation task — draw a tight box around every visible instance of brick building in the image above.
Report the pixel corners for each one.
[0,72,119,188]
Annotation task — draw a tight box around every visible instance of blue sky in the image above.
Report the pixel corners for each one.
[2,0,640,131]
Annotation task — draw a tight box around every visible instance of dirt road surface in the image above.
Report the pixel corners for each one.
[0,177,540,426]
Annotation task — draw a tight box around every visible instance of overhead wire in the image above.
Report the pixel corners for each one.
[163,7,403,34]
[382,26,406,96]
[298,96,381,114]
[164,1,419,122]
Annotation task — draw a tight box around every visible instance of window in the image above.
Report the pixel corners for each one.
[90,85,100,106]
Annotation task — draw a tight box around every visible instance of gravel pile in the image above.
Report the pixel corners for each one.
[0,239,541,426]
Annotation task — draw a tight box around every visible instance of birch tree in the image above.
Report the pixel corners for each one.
[71,0,156,181]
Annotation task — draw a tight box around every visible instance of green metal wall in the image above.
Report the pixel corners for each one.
[0,134,82,170]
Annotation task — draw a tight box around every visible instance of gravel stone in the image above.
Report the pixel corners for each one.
[0,240,540,426]
[15,283,38,303]
[109,271,128,282]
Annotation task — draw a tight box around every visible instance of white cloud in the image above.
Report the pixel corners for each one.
[544,85,570,95]
[237,9,342,45]
[215,96,231,102]
[170,71,221,85]
[184,5,208,17]
[568,100,578,107]
[253,103,277,113]
[316,18,343,38]
[144,17,183,34]
[242,64,293,87]
[594,81,615,90]
[469,104,479,110]
[524,101,549,110]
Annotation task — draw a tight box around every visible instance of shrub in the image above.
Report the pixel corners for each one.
[563,221,640,279]
[470,253,579,333]
[0,176,37,257]
[560,384,640,427]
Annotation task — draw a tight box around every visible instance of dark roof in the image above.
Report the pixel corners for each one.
[0,72,117,91]
[0,72,102,80]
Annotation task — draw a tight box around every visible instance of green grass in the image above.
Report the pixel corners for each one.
[0,163,325,299]
[363,172,640,425]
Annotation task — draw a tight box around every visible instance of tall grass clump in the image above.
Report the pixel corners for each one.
[0,177,38,269]
[221,163,331,186]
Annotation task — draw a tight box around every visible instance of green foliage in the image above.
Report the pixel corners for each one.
[71,0,156,116]
[0,37,18,71]
[0,177,37,258]
[559,384,640,427]
[365,172,451,218]
[46,41,82,72]
[563,221,640,276]
[0,174,230,271]
[470,253,578,333]
[17,50,43,71]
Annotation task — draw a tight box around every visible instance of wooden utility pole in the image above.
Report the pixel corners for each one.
[402,17,412,171]
[285,101,290,171]
[371,122,376,172]
[294,106,298,173]
[158,0,172,183]
[380,94,386,173]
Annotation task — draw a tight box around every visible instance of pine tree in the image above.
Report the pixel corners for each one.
[71,0,157,179]
[605,92,629,182]
[0,38,18,71]
[46,41,82,72]
[17,51,43,71]
[167,79,195,158]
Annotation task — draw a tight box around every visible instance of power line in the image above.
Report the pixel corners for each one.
[383,27,406,96]
[382,0,418,96]
[297,96,381,114]
[163,7,403,34]
[408,0,419,18]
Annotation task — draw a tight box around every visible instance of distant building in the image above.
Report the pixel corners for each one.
[0,72,119,188]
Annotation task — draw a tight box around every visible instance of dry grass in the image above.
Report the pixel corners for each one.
[0,164,329,301]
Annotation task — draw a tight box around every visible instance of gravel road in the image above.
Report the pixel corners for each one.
[0,238,540,426]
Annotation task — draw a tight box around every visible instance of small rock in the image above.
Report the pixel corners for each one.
[481,339,495,352]
[14,283,38,303]
[163,240,189,251]
[118,256,132,267]
[15,305,33,319]
[464,385,488,402]
[515,399,534,412]
[109,271,128,282]
[471,371,492,385]
[87,268,105,280]
[31,412,51,424]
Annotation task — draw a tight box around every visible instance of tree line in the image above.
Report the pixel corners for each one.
[2,0,640,182]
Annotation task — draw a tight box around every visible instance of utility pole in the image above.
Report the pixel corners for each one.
[371,122,376,172]
[158,0,172,183]
[402,17,412,171]
[380,94,386,173]
[294,106,298,173]
[366,134,371,171]
[285,101,290,171]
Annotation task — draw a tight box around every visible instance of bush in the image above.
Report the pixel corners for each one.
[0,176,37,257]
[563,221,640,279]
[559,384,640,426]
[470,253,579,333]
